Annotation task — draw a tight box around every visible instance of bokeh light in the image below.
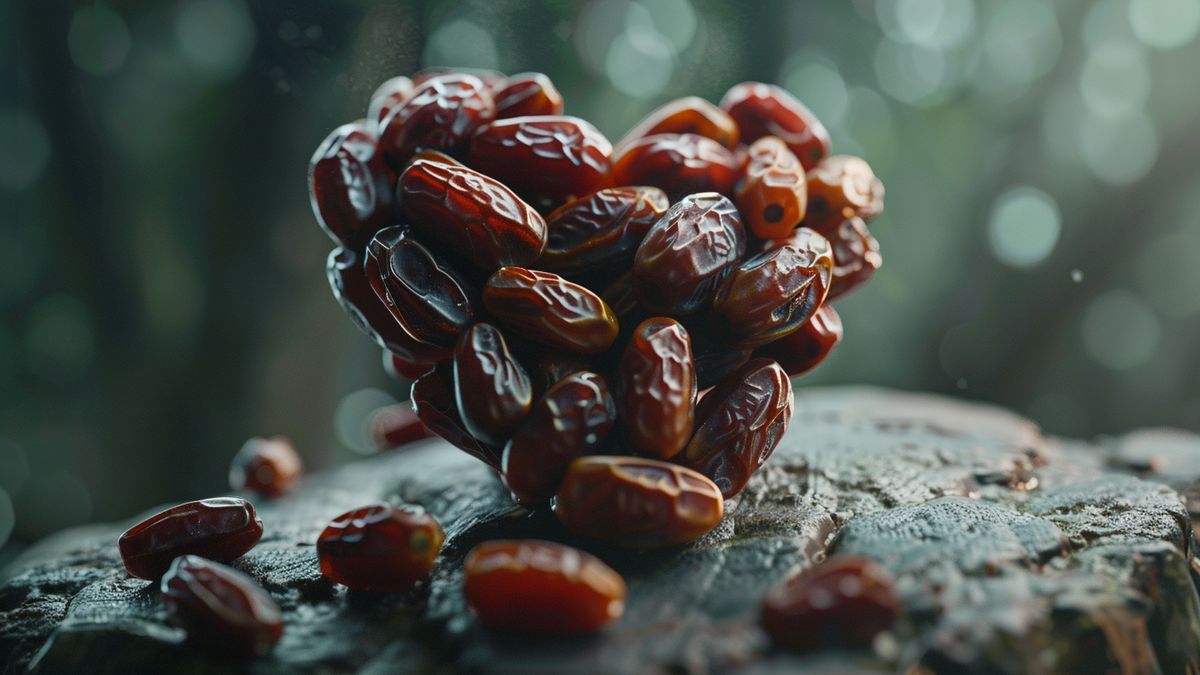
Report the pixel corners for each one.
[68,3,131,75]
[175,0,257,78]
[1129,0,1200,49]
[1135,231,1200,317]
[1082,290,1162,370]
[423,19,499,70]
[0,110,51,191]
[987,186,1061,268]
[335,388,398,455]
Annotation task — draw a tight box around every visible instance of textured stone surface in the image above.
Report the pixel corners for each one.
[2,387,1199,674]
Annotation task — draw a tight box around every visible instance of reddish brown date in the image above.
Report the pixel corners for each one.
[411,362,502,470]
[539,186,669,279]
[827,217,883,300]
[464,540,626,634]
[755,305,843,377]
[161,555,283,658]
[611,133,741,202]
[720,82,831,170]
[502,371,616,504]
[411,67,506,90]
[326,248,448,364]
[492,72,564,118]
[398,159,546,271]
[309,120,395,249]
[760,555,899,652]
[521,348,593,399]
[382,349,435,381]
[693,344,753,390]
[367,76,414,124]
[678,358,793,498]
[378,74,494,166]
[633,192,746,315]
[467,116,613,205]
[229,436,303,498]
[618,318,696,459]
[483,267,619,354]
[616,96,739,150]
[735,136,808,240]
[370,403,435,451]
[453,323,533,446]
[317,503,444,592]
[366,226,474,349]
[554,456,724,547]
[118,497,263,579]
[713,227,833,349]
[804,155,885,235]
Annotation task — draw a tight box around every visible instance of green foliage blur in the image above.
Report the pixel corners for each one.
[3,0,1199,557]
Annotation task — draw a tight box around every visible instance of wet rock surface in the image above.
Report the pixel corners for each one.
[2,387,1199,674]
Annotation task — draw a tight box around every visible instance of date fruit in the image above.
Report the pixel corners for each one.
[464,539,626,634]
[367,76,414,124]
[411,361,502,470]
[539,186,669,278]
[162,555,283,657]
[382,349,435,381]
[309,120,395,249]
[554,456,724,547]
[492,72,564,119]
[119,497,263,579]
[616,96,739,150]
[411,67,505,90]
[467,116,613,205]
[370,403,435,451]
[398,158,546,271]
[804,155,884,235]
[454,323,533,446]
[827,216,882,300]
[316,503,445,592]
[735,136,807,240]
[502,371,616,505]
[483,267,619,354]
[611,133,741,202]
[229,436,303,498]
[720,82,831,170]
[378,73,494,166]
[760,555,899,652]
[755,305,843,376]
[679,358,793,498]
[617,318,696,459]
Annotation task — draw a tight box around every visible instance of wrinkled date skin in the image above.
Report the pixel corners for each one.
[398,158,547,271]
[503,371,616,504]
[735,136,808,241]
[367,76,414,124]
[539,186,669,278]
[317,503,445,592]
[720,82,831,170]
[309,120,396,250]
[804,155,885,235]
[755,305,843,377]
[483,267,619,354]
[760,555,900,652]
[229,436,303,498]
[411,361,503,470]
[713,227,833,349]
[618,318,696,459]
[633,192,746,315]
[611,133,741,202]
[827,216,883,300]
[378,74,494,166]
[366,226,475,349]
[679,358,793,498]
[464,540,626,634]
[118,497,264,579]
[454,323,533,446]
[617,96,740,151]
[327,248,449,365]
[161,555,283,658]
[554,456,724,547]
[492,72,564,119]
[467,116,614,206]
[370,402,436,451]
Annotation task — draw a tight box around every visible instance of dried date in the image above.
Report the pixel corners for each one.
[309,120,395,249]
[492,72,564,118]
[539,186,669,278]
[162,555,283,657]
[229,436,303,498]
[378,74,494,166]
[367,76,414,124]
[827,216,882,300]
[804,155,884,235]
[611,133,741,201]
[720,82,830,170]
[119,497,263,579]
[735,136,808,240]
[617,318,696,459]
[370,403,435,451]
[616,96,739,150]
[317,503,444,592]
[411,361,503,470]
[467,116,613,205]
[453,323,533,446]
[483,267,619,354]
[754,305,843,377]
[382,349,435,381]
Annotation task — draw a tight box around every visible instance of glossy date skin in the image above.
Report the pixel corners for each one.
[618,318,696,459]
[382,349,435,381]
[367,76,414,124]
[713,227,833,349]
[503,371,616,505]
[464,540,626,634]
[411,361,503,470]
[760,555,899,652]
[554,456,724,548]
[370,402,436,451]
[720,82,831,170]
[735,136,808,241]
[678,358,793,498]
[229,436,303,498]
[398,158,546,271]
[492,72,564,119]
[539,186,669,279]
[483,267,619,354]
[316,503,445,592]
[161,555,283,658]
[119,497,263,579]
[611,133,741,202]
[467,115,613,206]
[454,323,533,446]
[754,304,843,377]
[378,74,494,166]
[827,216,883,300]
[804,155,884,235]
[309,120,396,250]
[633,192,746,315]
[616,96,739,150]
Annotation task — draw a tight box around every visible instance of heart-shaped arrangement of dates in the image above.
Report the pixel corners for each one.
[310,68,884,548]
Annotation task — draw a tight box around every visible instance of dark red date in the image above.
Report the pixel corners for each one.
[492,72,564,118]
[378,74,494,166]
[453,323,533,446]
[309,120,395,249]
[411,361,503,470]
[316,503,444,592]
[539,187,669,279]
[162,555,283,657]
[804,155,885,235]
[754,305,843,377]
[229,436,303,498]
[367,76,414,124]
[370,403,436,451]
[483,267,619,354]
[382,349,435,381]
[616,96,739,150]
[735,135,807,241]
[617,318,696,459]
[720,82,831,170]
[611,133,741,202]
[827,217,882,300]
[467,115,613,205]
[119,497,263,579]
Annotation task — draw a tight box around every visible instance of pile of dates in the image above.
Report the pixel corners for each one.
[310,68,884,547]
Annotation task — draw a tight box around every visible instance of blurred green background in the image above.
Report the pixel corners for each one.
[3,0,1199,561]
